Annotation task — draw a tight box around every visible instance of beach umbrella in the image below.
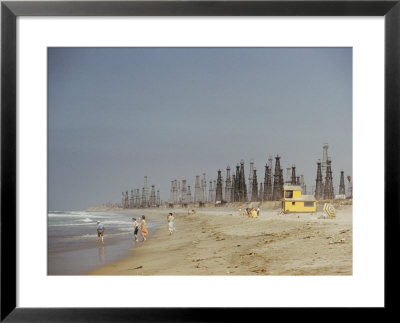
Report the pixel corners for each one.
[323,203,336,218]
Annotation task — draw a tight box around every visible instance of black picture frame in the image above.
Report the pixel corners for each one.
[1,0,398,321]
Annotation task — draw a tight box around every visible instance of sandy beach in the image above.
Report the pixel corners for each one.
[89,201,352,276]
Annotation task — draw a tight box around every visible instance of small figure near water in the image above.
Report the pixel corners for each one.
[167,212,176,235]
[140,215,148,242]
[132,217,139,242]
[97,221,104,243]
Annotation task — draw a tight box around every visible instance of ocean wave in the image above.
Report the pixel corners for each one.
[65,231,132,239]
[78,218,94,223]
[48,223,97,227]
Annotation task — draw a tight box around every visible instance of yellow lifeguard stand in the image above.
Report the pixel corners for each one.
[282,185,316,213]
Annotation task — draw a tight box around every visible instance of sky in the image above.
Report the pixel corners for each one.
[48,47,352,211]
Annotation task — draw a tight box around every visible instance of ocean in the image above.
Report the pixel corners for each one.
[48,210,160,275]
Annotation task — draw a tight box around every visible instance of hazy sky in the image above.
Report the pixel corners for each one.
[48,47,352,211]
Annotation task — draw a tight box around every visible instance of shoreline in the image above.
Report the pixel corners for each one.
[89,202,353,276]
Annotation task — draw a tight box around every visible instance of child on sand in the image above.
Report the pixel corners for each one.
[132,218,139,242]
[97,221,104,243]
[140,215,148,241]
[167,213,176,235]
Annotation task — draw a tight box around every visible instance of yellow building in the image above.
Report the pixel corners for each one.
[282,185,316,213]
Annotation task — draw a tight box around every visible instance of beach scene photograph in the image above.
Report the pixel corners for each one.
[48,47,352,276]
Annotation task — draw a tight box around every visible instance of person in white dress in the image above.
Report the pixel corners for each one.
[167,213,176,235]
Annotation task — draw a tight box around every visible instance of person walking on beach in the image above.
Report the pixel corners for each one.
[97,221,104,243]
[167,212,176,235]
[132,218,139,242]
[140,215,148,242]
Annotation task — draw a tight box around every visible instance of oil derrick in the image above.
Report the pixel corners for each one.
[279,169,284,194]
[322,143,329,177]
[194,175,201,203]
[134,189,140,207]
[141,176,149,207]
[177,180,181,203]
[259,183,264,202]
[174,180,179,204]
[234,164,240,202]
[130,190,134,208]
[201,173,207,203]
[156,190,161,206]
[323,159,334,199]
[225,166,232,202]
[248,159,254,199]
[296,177,300,185]
[339,171,346,195]
[208,181,214,203]
[170,180,178,204]
[187,185,192,203]
[347,176,352,198]
[268,156,273,171]
[141,187,147,208]
[121,192,125,208]
[231,174,236,202]
[213,180,217,202]
[315,161,324,200]
[251,169,259,202]
[181,180,187,204]
[239,160,248,202]
[273,155,283,200]
[125,190,129,208]
[216,170,223,202]
[291,166,297,185]
[264,164,273,201]
[149,185,156,207]
[169,181,174,203]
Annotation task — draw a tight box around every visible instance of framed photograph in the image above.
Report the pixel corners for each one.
[1,0,398,321]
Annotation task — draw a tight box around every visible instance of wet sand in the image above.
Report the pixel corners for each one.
[89,202,352,276]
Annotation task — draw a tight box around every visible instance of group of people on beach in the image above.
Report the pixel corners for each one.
[132,215,148,242]
[96,215,149,243]
[242,207,260,218]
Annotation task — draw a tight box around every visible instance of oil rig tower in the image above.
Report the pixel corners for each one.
[315,160,324,199]
[225,166,232,202]
[187,185,192,204]
[208,181,214,203]
[130,190,135,208]
[201,173,207,203]
[233,164,240,202]
[181,180,187,205]
[239,160,248,202]
[323,159,334,199]
[272,155,283,200]
[156,190,161,206]
[259,182,264,202]
[322,143,329,176]
[216,170,223,203]
[339,171,346,195]
[263,163,273,201]
[194,175,201,203]
[231,174,236,202]
[149,185,156,207]
[134,189,140,208]
[248,159,254,199]
[291,165,297,185]
[251,169,259,202]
